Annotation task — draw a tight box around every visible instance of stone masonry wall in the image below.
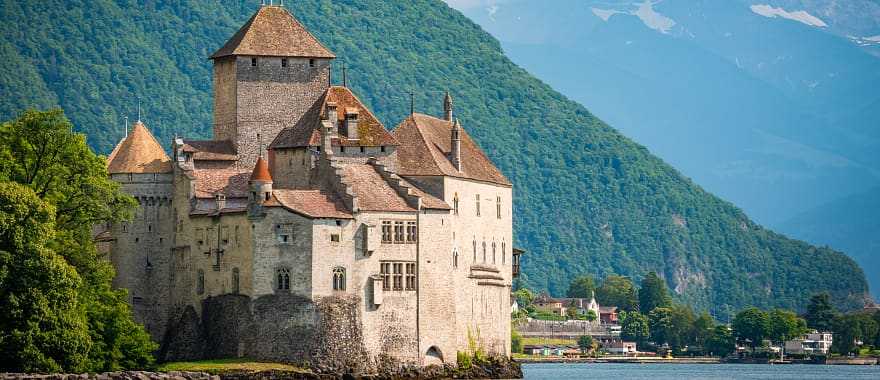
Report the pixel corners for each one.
[218,56,330,168]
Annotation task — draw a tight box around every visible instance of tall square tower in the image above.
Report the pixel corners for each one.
[211,5,335,167]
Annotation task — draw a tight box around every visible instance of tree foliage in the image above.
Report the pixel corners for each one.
[805,293,838,332]
[566,275,595,299]
[639,272,672,313]
[596,275,638,312]
[767,309,808,343]
[0,0,870,312]
[732,307,770,349]
[620,310,650,346]
[705,325,735,357]
[0,110,155,372]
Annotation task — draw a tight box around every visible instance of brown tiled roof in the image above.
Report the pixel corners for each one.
[341,164,414,212]
[107,121,172,174]
[270,86,399,149]
[393,114,510,186]
[182,140,238,161]
[250,156,273,182]
[192,168,251,199]
[211,6,335,59]
[267,189,353,219]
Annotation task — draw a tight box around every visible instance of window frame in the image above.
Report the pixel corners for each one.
[333,267,346,291]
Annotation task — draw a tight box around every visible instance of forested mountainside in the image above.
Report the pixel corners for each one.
[0,0,869,315]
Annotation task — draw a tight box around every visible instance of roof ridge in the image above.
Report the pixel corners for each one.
[107,121,172,174]
[211,6,335,59]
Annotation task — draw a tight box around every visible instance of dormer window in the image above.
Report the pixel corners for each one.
[251,57,257,66]
[281,58,288,67]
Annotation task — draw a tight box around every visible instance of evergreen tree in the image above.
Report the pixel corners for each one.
[804,293,838,332]
[596,275,638,311]
[638,272,671,313]
[692,311,715,350]
[705,325,735,357]
[566,275,596,299]
[648,307,675,347]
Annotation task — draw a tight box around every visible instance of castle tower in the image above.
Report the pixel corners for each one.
[106,120,174,342]
[211,5,336,168]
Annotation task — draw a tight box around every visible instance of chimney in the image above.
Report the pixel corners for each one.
[451,118,462,172]
[444,92,453,121]
[345,109,360,140]
[326,102,338,134]
[321,121,334,157]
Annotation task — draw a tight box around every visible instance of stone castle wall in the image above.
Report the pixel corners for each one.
[214,56,330,168]
[109,173,174,343]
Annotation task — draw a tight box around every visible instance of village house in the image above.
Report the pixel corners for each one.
[784,331,833,356]
[532,293,618,324]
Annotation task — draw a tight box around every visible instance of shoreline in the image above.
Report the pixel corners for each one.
[516,356,879,366]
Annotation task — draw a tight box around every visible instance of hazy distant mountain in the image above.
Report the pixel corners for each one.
[447,0,880,298]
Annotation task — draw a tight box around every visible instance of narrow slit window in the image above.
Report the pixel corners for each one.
[251,57,257,66]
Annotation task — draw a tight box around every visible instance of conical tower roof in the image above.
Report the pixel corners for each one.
[107,121,172,174]
[211,5,335,59]
[250,155,273,182]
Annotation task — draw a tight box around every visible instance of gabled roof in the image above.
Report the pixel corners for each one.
[107,121,172,174]
[191,168,251,199]
[341,164,415,212]
[211,6,335,59]
[270,86,399,149]
[267,189,353,219]
[181,140,238,161]
[393,113,510,186]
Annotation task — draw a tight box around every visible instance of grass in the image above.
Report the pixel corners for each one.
[521,337,577,346]
[157,358,305,373]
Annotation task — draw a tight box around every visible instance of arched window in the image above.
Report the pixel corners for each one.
[482,242,487,263]
[232,268,240,294]
[453,250,459,268]
[492,242,497,264]
[277,268,290,291]
[472,240,477,261]
[453,193,459,215]
[197,269,205,295]
[333,267,346,291]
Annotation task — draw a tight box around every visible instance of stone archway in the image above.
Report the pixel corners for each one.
[425,346,444,366]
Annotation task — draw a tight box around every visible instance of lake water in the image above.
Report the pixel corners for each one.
[522,363,880,379]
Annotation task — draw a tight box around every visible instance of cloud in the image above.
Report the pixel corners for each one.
[750,4,828,28]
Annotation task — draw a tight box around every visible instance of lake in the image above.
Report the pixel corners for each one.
[522,363,880,379]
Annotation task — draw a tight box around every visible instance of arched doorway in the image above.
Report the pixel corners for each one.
[425,346,444,366]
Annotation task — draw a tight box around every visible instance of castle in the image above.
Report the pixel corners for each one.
[101,4,518,367]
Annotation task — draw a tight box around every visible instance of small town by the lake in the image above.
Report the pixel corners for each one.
[1,1,879,379]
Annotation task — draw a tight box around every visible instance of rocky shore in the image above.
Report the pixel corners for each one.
[1,372,218,380]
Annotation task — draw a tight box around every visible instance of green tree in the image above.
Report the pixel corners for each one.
[831,313,878,355]
[566,304,579,320]
[620,310,651,346]
[667,304,697,351]
[584,309,597,323]
[732,307,770,350]
[596,275,638,311]
[513,288,534,309]
[692,311,716,350]
[648,307,675,347]
[874,311,880,347]
[577,335,595,354]
[638,272,671,313]
[804,293,837,332]
[0,110,155,371]
[0,182,91,372]
[767,309,808,344]
[567,275,596,299]
[705,325,735,357]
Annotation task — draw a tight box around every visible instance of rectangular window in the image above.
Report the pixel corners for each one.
[497,196,502,219]
[330,234,340,242]
[476,194,481,216]
[405,263,417,290]
[381,221,392,243]
[393,263,403,290]
[281,58,288,67]
[406,222,418,243]
[380,263,391,291]
[251,57,257,66]
[276,224,294,245]
[394,221,405,243]
[309,58,316,67]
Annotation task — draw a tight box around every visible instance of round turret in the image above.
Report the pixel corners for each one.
[249,155,273,204]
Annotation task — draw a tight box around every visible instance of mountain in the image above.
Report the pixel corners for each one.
[0,0,870,315]
[446,0,880,298]
[779,187,880,302]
